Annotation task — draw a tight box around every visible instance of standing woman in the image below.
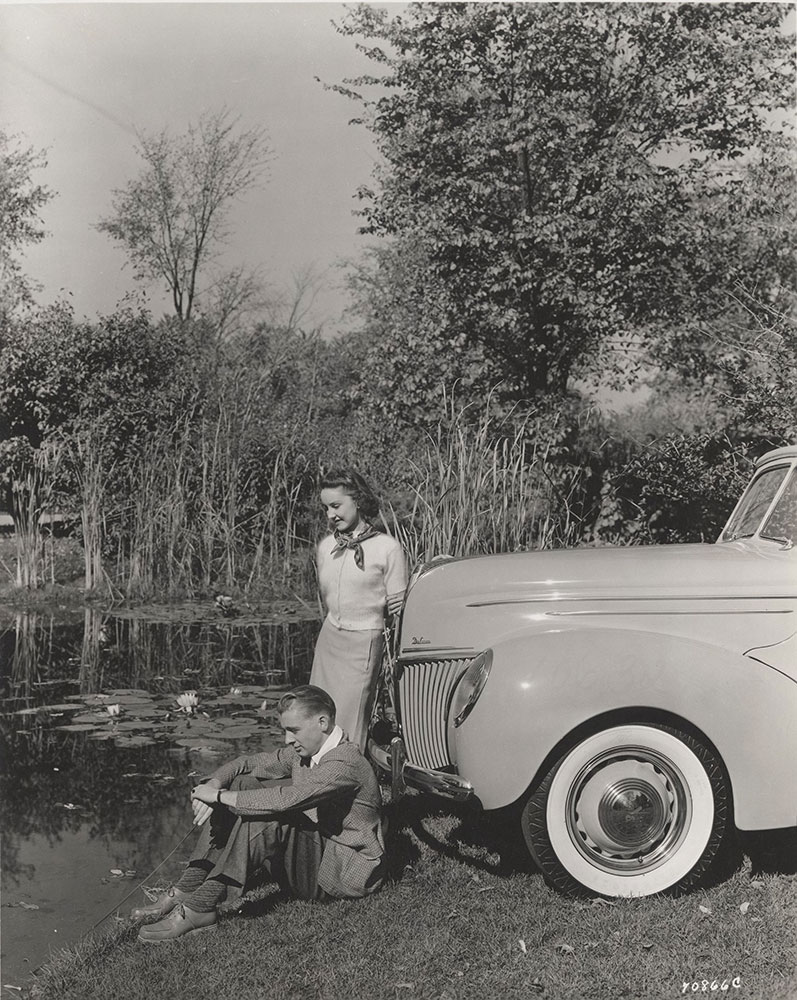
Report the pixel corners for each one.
[310,469,407,751]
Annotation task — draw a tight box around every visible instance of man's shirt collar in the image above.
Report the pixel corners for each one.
[311,724,343,767]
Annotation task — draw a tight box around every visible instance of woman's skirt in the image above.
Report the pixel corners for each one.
[309,617,384,751]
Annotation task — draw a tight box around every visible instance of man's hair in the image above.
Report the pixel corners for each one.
[278,685,336,722]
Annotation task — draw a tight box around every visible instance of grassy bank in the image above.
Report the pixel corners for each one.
[30,795,797,1000]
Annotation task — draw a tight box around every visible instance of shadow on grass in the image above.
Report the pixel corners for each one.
[383,792,536,884]
[740,827,797,876]
[382,792,797,896]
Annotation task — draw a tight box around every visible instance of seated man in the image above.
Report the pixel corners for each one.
[132,684,385,942]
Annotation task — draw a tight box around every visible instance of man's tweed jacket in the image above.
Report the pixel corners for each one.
[210,737,385,898]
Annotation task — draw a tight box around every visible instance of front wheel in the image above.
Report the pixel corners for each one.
[521,724,731,897]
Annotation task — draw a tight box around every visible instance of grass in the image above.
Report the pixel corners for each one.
[29,794,797,1000]
[0,535,88,605]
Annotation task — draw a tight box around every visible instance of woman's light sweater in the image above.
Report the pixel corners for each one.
[317,531,407,631]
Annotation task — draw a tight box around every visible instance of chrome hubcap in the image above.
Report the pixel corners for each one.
[567,749,691,874]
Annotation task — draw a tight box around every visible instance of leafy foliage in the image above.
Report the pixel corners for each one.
[0,303,201,450]
[0,130,53,322]
[598,432,753,544]
[332,3,794,421]
[96,109,271,321]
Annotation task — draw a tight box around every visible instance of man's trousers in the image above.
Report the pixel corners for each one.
[190,774,326,903]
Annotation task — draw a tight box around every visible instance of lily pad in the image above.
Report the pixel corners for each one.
[113,720,159,731]
[114,735,158,748]
[171,718,216,734]
[56,723,98,733]
[217,726,260,739]
[16,703,79,716]
[120,706,163,718]
[173,737,234,752]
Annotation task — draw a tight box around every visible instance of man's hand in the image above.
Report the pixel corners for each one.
[191,780,222,827]
[192,798,213,827]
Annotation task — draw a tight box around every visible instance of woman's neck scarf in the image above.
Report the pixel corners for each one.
[331,524,381,570]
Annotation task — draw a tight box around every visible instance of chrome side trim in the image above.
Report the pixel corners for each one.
[467,595,797,607]
[545,609,793,617]
[368,738,475,804]
[397,648,476,661]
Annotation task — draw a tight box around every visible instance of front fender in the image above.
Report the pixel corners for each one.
[451,626,797,830]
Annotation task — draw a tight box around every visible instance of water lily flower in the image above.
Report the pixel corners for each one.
[229,687,242,696]
[106,704,121,718]
[176,691,200,715]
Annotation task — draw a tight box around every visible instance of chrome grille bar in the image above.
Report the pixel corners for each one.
[398,658,471,769]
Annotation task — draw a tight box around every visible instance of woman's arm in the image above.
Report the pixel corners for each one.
[384,537,409,615]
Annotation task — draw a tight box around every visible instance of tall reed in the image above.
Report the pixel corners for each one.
[116,395,309,601]
[72,429,110,593]
[7,440,62,589]
[387,392,583,572]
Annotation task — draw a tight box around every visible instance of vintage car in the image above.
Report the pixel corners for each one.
[369,445,797,897]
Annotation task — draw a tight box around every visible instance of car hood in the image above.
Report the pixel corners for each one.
[407,540,796,607]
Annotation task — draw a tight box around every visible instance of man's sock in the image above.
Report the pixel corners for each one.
[183,877,227,913]
[173,862,212,895]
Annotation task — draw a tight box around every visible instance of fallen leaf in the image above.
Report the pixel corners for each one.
[591,897,616,907]
[750,880,764,889]
[110,869,123,876]
[641,940,654,950]
[519,939,527,954]
[529,978,544,994]
[18,902,39,910]
[556,943,575,955]
[740,901,750,914]
[698,905,712,914]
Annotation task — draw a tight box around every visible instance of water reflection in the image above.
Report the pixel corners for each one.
[0,609,319,989]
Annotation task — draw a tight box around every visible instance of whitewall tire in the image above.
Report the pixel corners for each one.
[521,724,731,897]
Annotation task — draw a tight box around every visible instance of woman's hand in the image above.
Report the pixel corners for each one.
[386,590,405,616]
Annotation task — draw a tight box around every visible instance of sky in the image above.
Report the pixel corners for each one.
[0,2,389,334]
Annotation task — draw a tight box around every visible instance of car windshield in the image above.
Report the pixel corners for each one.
[721,465,789,542]
[761,468,797,543]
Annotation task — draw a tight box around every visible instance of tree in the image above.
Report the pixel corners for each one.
[97,109,271,321]
[0,130,53,323]
[332,3,794,418]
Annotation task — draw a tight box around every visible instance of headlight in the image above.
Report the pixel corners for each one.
[451,650,493,728]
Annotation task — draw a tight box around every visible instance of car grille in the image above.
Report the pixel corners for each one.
[398,658,472,769]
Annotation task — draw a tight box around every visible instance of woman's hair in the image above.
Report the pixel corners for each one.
[278,685,336,722]
[319,468,381,520]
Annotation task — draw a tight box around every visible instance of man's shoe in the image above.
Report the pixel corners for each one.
[137,903,218,943]
[130,887,190,922]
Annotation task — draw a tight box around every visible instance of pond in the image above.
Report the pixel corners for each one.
[0,607,320,992]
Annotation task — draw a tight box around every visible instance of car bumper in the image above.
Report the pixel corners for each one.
[367,735,476,803]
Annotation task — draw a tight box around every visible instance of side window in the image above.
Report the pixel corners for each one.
[722,465,789,541]
[761,469,797,543]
